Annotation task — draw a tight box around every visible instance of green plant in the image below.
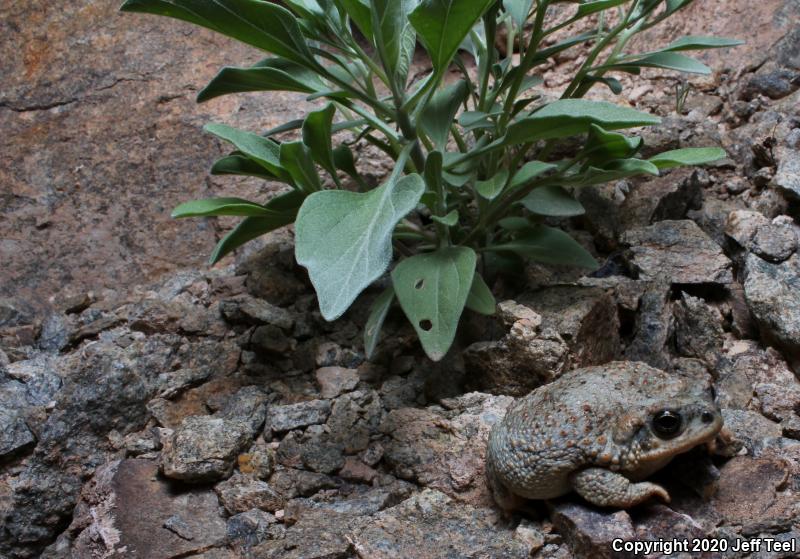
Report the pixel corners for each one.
[121,0,740,361]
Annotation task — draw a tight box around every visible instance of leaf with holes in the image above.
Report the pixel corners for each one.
[391,246,476,361]
[296,173,425,320]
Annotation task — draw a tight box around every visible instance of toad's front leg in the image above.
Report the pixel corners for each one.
[570,468,670,508]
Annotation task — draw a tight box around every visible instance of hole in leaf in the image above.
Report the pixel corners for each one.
[419,319,433,331]
[414,279,425,290]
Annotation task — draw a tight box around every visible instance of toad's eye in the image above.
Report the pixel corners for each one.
[652,410,683,439]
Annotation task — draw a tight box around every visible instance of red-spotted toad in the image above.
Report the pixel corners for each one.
[486,361,722,509]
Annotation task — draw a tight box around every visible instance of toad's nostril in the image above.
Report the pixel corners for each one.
[701,411,715,424]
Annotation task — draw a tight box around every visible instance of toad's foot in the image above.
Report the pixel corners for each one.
[570,468,671,508]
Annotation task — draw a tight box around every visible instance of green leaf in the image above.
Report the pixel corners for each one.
[295,172,425,320]
[210,154,278,180]
[476,170,509,201]
[498,216,530,231]
[197,59,323,102]
[391,246,476,361]
[663,36,744,52]
[459,110,498,131]
[279,141,322,193]
[333,0,373,38]
[520,185,585,217]
[576,0,628,17]
[172,197,274,218]
[610,52,711,75]
[648,147,727,170]
[302,104,337,177]
[503,0,533,28]
[488,225,599,269]
[332,145,361,181]
[364,286,395,359]
[431,209,459,226]
[409,0,496,76]
[205,123,288,180]
[509,161,557,189]
[420,80,469,149]
[371,0,417,88]
[568,158,659,187]
[120,0,316,69]
[208,190,305,264]
[465,272,496,315]
[505,99,660,145]
[585,75,623,94]
[584,123,642,164]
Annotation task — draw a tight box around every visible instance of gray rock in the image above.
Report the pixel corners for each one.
[754,382,800,423]
[622,220,733,285]
[0,381,36,458]
[216,385,268,436]
[226,508,281,549]
[550,502,636,559]
[741,67,800,100]
[219,295,295,330]
[264,399,331,434]
[624,285,673,370]
[315,366,359,399]
[300,433,345,475]
[465,301,569,396]
[744,254,800,357]
[620,168,704,229]
[269,468,339,499]
[673,292,724,366]
[251,324,295,354]
[161,415,252,482]
[773,147,800,200]
[726,210,796,262]
[214,473,285,515]
[520,286,620,369]
[68,459,226,558]
[722,409,783,454]
[351,489,530,558]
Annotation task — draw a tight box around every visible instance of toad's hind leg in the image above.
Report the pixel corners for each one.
[570,468,671,508]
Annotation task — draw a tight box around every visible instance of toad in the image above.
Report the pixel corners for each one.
[486,361,722,509]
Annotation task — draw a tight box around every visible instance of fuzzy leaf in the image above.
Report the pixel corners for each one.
[520,185,585,217]
[465,272,496,315]
[488,225,598,269]
[172,197,274,218]
[364,286,395,359]
[648,147,727,170]
[392,246,476,361]
[198,59,323,102]
[295,173,425,320]
[205,123,288,180]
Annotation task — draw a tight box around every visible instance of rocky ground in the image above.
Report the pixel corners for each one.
[3,1,800,558]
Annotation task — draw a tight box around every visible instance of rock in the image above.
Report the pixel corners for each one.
[214,473,285,514]
[741,67,800,100]
[520,286,620,369]
[326,390,381,453]
[726,210,797,262]
[237,243,309,307]
[226,508,281,549]
[634,504,707,552]
[0,382,36,459]
[380,393,514,507]
[249,506,358,559]
[68,459,226,558]
[624,285,672,370]
[216,385,268,436]
[161,415,252,482]
[237,442,275,480]
[251,324,295,354]
[338,456,378,484]
[743,254,800,358]
[514,519,546,555]
[688,197,747,248]
[754,382,800,423]
[300,432,346,475]
[621,220,733,285]
[264,400,332,435]
[315,366,359,399]
[620,168,704,229]
[722,409,783,453]
[464,301,569,396]
[219,295,294,330]
[269,468,339,499]
[351,489,530,558]
[550,502,636,559]
[715,341,798,410]
[673,292,724,366]
[773,147,800,200]
[709,456,795,535]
